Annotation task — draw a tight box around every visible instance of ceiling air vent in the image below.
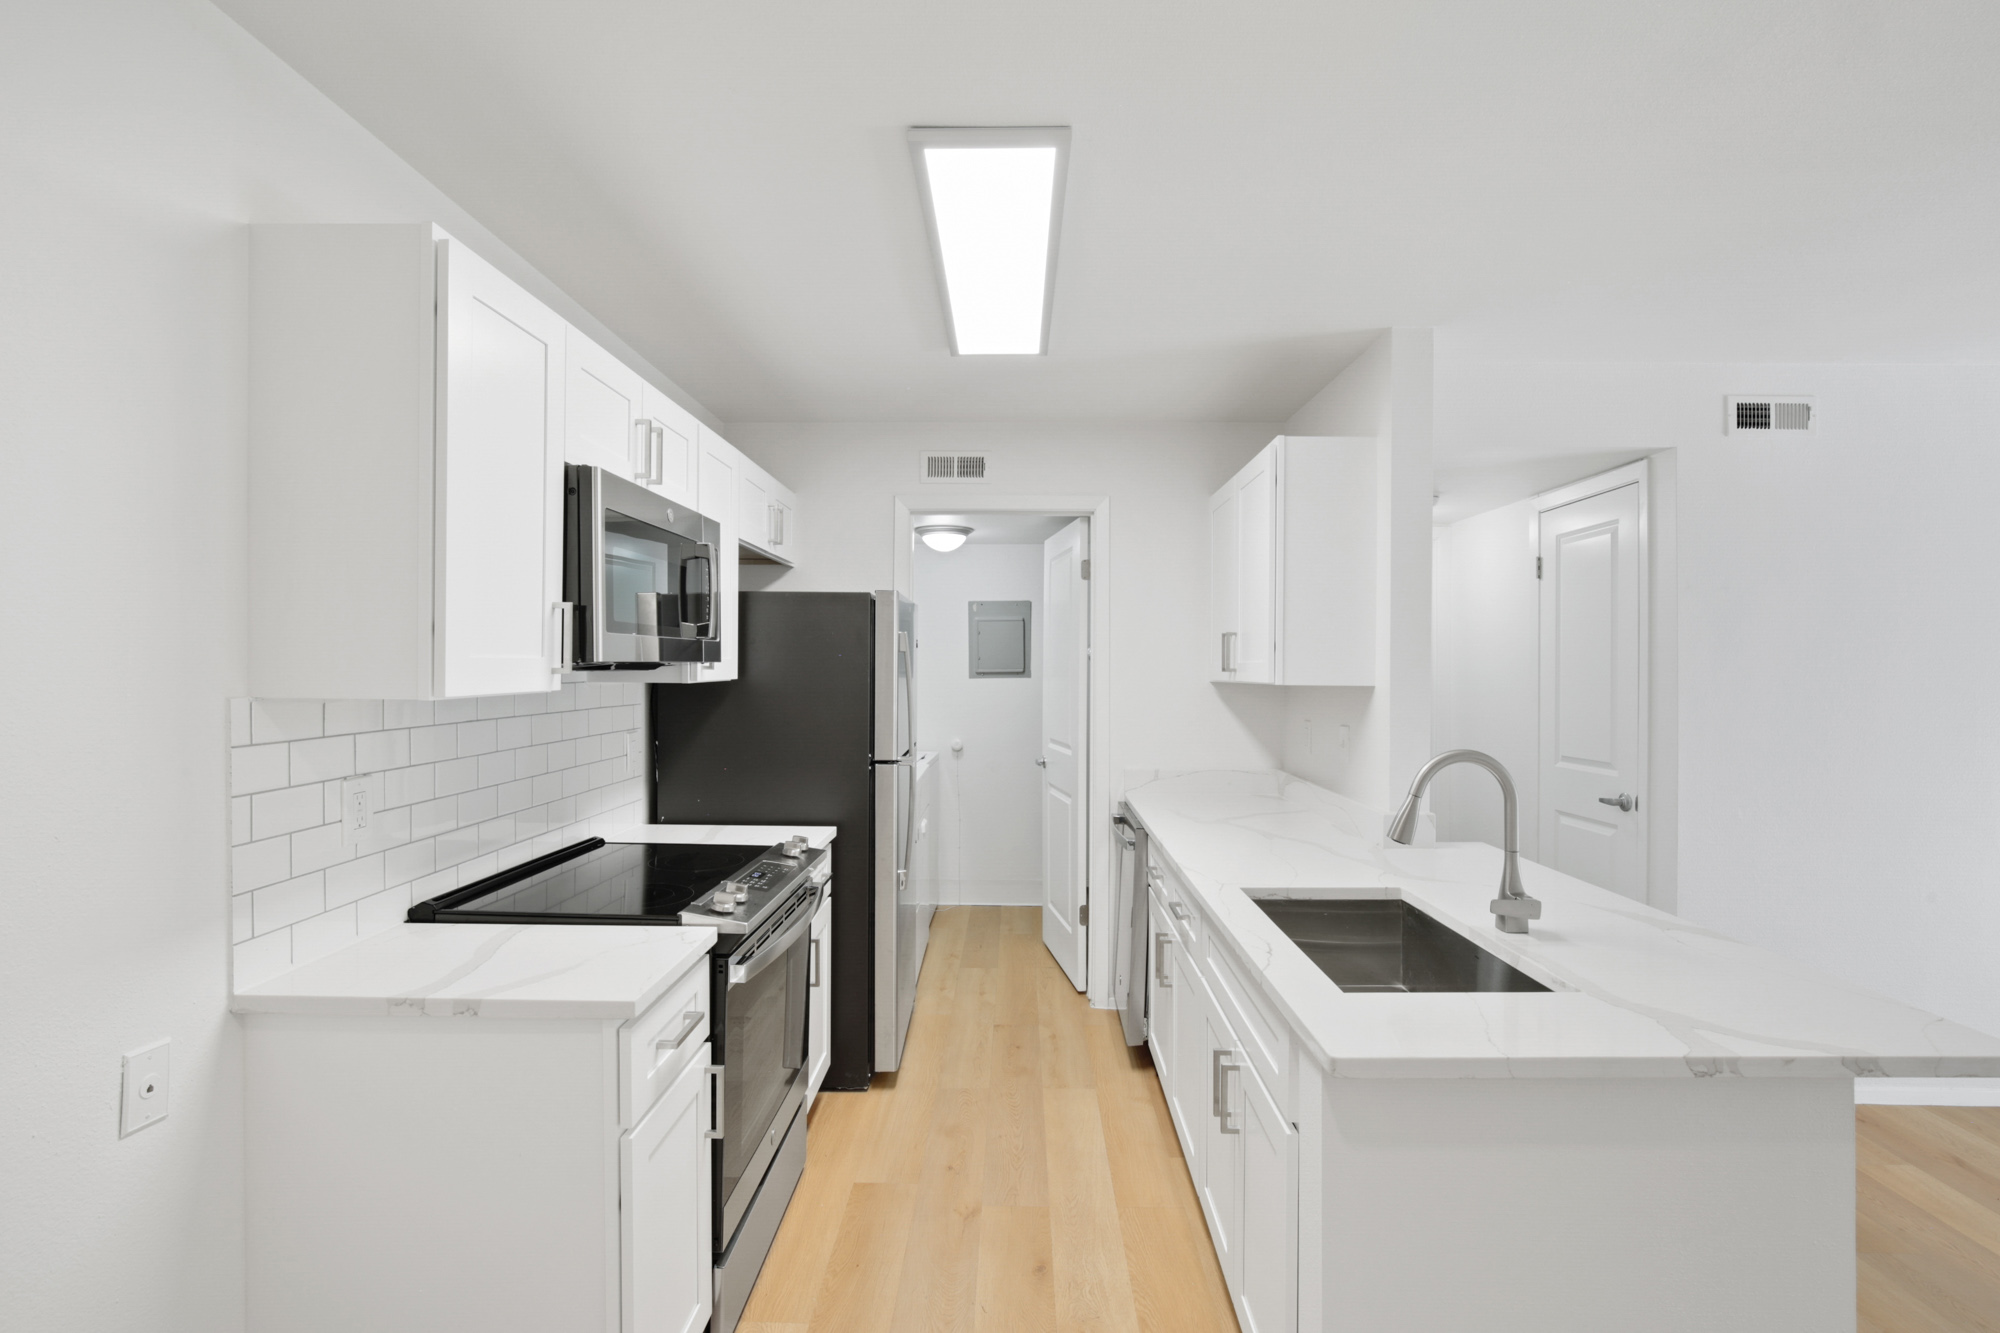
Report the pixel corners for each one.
[922,451,989,482]
[1727,396,1814,435]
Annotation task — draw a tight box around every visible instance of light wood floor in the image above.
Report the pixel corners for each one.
[738,905,1239,1333]
[740,905,2000,1333]
[1859,1103,2000,1331]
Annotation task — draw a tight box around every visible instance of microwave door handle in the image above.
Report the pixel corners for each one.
[682,548,714,634]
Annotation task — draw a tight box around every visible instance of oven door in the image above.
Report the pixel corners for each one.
[715,889,815,1244]
[565,464,722,667]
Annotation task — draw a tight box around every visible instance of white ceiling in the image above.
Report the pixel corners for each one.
[216,0,2000,424]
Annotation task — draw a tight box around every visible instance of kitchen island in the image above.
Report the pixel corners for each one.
[1123,770,2000,1333]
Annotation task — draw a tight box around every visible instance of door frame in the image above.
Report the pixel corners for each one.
[892,494,1114,1005]
[1531,457,1650,902]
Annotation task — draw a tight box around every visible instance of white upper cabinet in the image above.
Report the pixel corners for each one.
[564,329,648,485]
[735,455,799,567]
[250,224,566,700]
[1209,436,1376,687]
[696,426,740,683]
[644,387,699,509]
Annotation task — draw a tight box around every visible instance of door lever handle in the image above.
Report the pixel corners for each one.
[1598,793,1637,812]
[1035,758,1047,768]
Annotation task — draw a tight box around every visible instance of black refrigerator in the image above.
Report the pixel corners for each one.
[650,590,924,1091]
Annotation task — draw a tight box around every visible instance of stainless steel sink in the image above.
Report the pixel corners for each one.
[1250,897,1551,993]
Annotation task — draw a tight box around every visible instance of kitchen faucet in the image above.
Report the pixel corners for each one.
[1387,750,1543,934]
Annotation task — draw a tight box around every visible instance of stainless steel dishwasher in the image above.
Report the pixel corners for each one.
[1112,804,1150,1046]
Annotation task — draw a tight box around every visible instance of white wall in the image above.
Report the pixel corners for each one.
[728,421,1284,784]
[1435,357,2000,1037]
[913,544,1045,906]
[0,4,715,1327]
[1279,329,1435,812]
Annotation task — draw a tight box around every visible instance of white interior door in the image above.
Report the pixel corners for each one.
[1539,481,1647,899]
[1041,518,1090,990]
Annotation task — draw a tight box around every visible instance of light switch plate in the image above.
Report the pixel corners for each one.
[120,1040,170,1137]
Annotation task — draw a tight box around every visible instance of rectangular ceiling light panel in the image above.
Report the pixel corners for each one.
[910,127,1070,356]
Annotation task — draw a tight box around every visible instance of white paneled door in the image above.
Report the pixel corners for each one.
[1041,518,1090,990]
[1538,480,1646,900]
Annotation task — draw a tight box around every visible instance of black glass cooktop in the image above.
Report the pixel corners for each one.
[408,839,771,923]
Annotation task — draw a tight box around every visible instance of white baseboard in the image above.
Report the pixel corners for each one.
[1854,1078,2000,1107]
[942,879,1042,907]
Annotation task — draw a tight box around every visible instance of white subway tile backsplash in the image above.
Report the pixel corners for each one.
[432,698,477,725]
[410,723,459,764]
[232,836,292,894]
[326,853,385,909]
[384,840,436,888]
[383,763,434,810]
[434,756,478,797]
[290,822,352,876]
[383,700,432,729]
[356,884,411,936]
[290,734,356,784]
[356,728,410,773]
[233,742,290,795]
[251,700,323,744]
[476,751,513,788]
[355,804,411,856]
[228,682,646,983]
[254,871,325,933]
[252,784,324,841]
[324,700,384,735]
[411,796,457,840]
[458,786,498,826]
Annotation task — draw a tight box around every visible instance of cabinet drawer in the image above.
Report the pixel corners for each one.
[1149,860,1201,949]
[1205,936,1290,1114]
[621,960,712,1127]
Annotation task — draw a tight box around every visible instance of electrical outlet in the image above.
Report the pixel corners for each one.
[341,775,380,843]
[1338,725,1351,751]
[121,1040,170,1137]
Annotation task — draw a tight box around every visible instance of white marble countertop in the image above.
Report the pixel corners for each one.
[232,823,836,1020]
[1125,771,2000,1081]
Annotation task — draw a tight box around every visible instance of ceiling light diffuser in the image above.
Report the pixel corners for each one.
[916,524,973,553]
[909,127,1070,356]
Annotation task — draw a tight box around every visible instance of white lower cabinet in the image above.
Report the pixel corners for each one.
[1149,899,1298,1333]
[245,967,715,1333]
[622,1054,713,1333]
[807,893,833,1105]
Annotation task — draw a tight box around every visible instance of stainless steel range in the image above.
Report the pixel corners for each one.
[408,834,831,1333]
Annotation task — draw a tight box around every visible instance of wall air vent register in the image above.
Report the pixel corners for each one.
[922,452,989,482]
[1727,396,1814,434]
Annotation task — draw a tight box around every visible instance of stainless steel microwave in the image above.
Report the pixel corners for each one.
[563,465,722,669]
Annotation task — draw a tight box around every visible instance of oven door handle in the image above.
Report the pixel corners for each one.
[727,891,819,986]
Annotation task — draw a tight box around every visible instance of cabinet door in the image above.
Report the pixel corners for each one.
[696,429,739,682]
[807,896,832,1104]
[565,329,648,483]
[643,387,699,509]
[738,464,772,553]
[436,238,566,698]
[1202,1000,1246,1293]
[1237,1056,1298,1333]
[1231,450,1277,684]
[1146,893,1177,1120]
[1208,485,1238,683]
[621,1047,713,1333]
[1171,940,1212,1189]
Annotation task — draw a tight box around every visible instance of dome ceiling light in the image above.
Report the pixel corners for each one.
[916,524,974,553]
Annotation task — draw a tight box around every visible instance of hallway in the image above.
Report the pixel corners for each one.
[737,905,1240,1333]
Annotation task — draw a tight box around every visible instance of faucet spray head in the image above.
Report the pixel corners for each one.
[1387,794,1421,846]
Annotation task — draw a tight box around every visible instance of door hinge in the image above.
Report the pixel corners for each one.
[1535,556,1543,579]
[1080,559,1091,581]
[1079,903,1089,926]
